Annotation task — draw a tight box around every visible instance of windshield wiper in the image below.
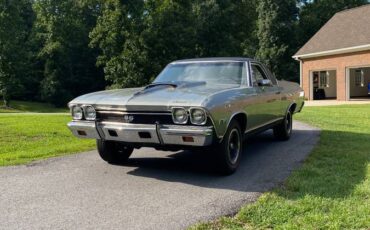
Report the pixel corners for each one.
[145,82,178,89]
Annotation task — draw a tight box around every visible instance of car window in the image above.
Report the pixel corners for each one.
[154,62,245,85]
[251,64,268,87]
[263,66,278,85]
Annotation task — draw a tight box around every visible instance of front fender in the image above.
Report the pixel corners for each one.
[207,109,248,139]
[203,88,254,139]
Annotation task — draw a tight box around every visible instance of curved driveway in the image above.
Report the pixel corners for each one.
[0,121,320,230]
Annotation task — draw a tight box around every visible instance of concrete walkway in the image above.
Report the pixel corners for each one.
[305,99,370,107]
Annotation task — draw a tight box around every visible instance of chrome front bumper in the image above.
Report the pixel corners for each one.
[67,121,214,146]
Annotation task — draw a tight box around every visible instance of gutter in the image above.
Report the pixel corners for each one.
[292,44,370,60]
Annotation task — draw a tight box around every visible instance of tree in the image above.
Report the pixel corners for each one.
[0,0,32,107]
[91,0,260,88]
[143,0,198,80]
[193,0,258,57]
[90,0,148,89]
[91,0,198,88]
[255,0,298,80]
[33,0,104,107]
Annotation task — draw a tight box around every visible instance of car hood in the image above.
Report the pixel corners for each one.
[68,82,239,111]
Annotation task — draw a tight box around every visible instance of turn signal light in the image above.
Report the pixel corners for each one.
[182,136,194,142]
[77,130,87,136]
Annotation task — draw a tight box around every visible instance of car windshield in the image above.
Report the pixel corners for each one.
[153,62,245,85]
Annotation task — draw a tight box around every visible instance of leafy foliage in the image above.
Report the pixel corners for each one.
[0,0,33,107]
[91,0,259,88]
[33,0,104,106]
[1,0,369,105]
[89,0,148,88]
[193,0,258,57]
[143,0,197,81]
[255,0,298,80]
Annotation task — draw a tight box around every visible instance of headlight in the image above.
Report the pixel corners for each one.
[72,106,83,120]
[84,105,96,121]
[190,108,207,125]
[172,107,188,124]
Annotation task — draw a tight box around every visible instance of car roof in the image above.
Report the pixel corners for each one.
[171,57,254,64]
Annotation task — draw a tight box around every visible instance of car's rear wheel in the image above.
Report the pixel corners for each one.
[273,110,293,141]
[214,120,243,175]
[97,140,133,164]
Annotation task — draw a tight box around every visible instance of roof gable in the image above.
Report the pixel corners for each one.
[294,4,370,59]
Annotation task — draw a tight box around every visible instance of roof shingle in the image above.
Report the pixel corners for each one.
[294,4,370,58]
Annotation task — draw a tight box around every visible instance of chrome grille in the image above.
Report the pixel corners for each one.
[96,111,173,125]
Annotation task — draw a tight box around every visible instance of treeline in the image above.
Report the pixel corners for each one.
[0,0,368,107]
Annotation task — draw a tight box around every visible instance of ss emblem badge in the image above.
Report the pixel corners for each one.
[123,115,134,123]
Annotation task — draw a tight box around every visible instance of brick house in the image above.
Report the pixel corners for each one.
[293,4,370,101]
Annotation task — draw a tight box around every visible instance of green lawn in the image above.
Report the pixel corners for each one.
[0,114,95,166]
[192,105,370,229]
[0,100,68,113]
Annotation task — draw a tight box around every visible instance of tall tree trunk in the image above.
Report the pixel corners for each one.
[2,89,10,107]
[3,98,10,108]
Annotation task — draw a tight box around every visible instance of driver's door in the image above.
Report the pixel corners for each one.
[249,63,281,126]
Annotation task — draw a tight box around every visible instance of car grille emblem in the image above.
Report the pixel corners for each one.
[123,115,134,123]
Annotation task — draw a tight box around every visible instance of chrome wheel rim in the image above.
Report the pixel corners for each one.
[228,129,241,164]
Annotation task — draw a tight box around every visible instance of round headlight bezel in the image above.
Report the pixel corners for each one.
[172,107,188,124]
[83,105,96,121]
[72,106,83,120]
[189,108,207,125]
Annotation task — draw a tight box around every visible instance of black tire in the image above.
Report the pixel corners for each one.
[213,120,243,175]
[273,110,293,141]
[97,140,134,164]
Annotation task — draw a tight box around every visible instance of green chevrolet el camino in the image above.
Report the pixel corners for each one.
[67,57,305,174]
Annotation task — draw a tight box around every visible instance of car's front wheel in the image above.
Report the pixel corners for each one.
[97,140,134,164]
[273,110,293,141]
[214,120,243,175]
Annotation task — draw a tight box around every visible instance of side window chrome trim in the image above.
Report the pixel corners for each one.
[245,61,253,87]
[261,65,278,86]
[250,62,269,87]
[251,61,278,86]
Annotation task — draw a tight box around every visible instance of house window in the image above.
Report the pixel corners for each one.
[355,69,365,87]
[319,71,329,88]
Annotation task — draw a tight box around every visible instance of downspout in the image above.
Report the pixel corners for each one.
[294,56,305,98]
[293,56,303,87]
[299,59,303,88]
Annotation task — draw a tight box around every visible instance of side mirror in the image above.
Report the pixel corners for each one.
[257,79,272,87]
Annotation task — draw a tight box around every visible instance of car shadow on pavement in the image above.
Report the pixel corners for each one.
[123,128,321,193]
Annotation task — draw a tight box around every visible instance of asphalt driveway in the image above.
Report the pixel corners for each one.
[0,121,320,230]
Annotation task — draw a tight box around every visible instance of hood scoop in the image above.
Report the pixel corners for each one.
[134,81,207,97]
